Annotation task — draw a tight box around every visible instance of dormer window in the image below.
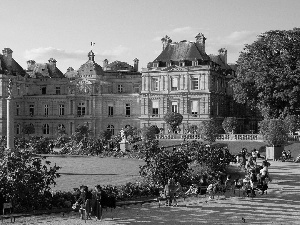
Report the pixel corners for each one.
[153,62,159,68]
[179,61,185,67]
[192,60,198,66]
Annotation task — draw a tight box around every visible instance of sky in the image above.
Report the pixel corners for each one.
[0,0,299,72]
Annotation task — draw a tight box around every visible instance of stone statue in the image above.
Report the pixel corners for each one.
[7,79,13,97]
[120,128,126,141]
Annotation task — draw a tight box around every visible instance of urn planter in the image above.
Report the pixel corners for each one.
[266,146,283,160]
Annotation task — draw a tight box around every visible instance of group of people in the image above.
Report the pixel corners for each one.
[72,185,104,220]
[163,178,183,206]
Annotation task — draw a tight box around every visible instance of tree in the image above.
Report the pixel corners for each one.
[22,124,35,136]
[222,117,238,134]
[163,112,183,133]
[230,28,300,119]
[199,119,219,143]
[140,127,156,141]
[284,115,299,134]
[72,125,92,143]
[259,119,288,146]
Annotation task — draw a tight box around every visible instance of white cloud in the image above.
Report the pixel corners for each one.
[101,45,130,57]
[172,26,193,33]
[24,47,86,61]
[206,30,259,63]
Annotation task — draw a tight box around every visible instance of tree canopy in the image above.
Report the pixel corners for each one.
[163,112,183,133]
[230,28,300,119]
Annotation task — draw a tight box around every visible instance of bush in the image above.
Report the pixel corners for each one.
[199,119,219,143]
[259,119,288,146]
[0,149,60,212]
[222,117,238,134]
[163,112,183,133]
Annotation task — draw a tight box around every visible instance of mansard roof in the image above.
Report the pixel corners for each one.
[0,54,25,75]
[27,63,64,78]
[209,54,232,70]
[77,60,104,77]
[154,41,210,62]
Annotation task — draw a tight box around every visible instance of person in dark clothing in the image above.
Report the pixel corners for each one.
[91,185,102,220]
[75,186,92,219]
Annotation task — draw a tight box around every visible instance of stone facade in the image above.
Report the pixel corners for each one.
[140,33,248,134]
[0,49,141,137]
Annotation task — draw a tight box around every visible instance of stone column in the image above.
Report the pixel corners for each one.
[6,95,14,150]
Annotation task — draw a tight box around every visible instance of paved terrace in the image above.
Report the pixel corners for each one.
[2,159,300,225]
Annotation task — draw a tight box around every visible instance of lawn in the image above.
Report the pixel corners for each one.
[47,156,144,192]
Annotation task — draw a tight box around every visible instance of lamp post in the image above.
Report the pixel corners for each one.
[6,78,14,150]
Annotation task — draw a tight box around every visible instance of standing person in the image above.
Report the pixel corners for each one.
[252,149,258,162]
[75,186,92,220]
[91,185,102,221]
[164,178,175,206]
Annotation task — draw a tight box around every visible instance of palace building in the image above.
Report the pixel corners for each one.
[0,33,256,137]
[0,48,141,137]
[140,33,248,133]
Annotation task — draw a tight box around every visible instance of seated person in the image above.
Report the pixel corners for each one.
[286,150,292,159]
[282,150,287,160]
[185,184,198,195]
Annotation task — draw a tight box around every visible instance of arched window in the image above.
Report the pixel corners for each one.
[107,125,114,135]
[16,124,21,135]
[43,124,50,134]
[58,124,65,130]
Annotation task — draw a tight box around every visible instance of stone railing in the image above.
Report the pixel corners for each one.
[155,133,300,142]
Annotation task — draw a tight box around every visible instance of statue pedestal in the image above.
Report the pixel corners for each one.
[120,139,128,152]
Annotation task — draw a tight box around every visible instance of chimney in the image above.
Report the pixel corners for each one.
[2,48,13,67]
[133,58,139,72]
[195,33,206,52]
[103,59,108,69]
[88,50,95,61]
[26,60,36,71]
[48,58,57,73]
[218,48,227,64]
[161,35,172,50]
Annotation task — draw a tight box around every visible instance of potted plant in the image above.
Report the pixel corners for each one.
[259,119,288,160]
[222,117,238,134]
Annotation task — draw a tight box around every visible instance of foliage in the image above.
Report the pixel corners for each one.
[22,123,35,136]
[163,112,183,133]
[0,150,60,212]
[149,125,160,135]
[199,119,219,143]
[230,28,300,119]
[139,140,234,186]
[259,119,288,146]
[284,115,299,134]
[140,127,157,141]
[99,130,112,143]
[222,117,238,134]
[71,125,92,143]
[123,126,141,144]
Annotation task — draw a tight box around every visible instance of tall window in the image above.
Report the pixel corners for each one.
[107,125,114,135]
[16,124,21,135]
[42,87,46,95]
[125,103,130,117]
[108,103,114,117]
[43,124,50,134]
[152,101,159,117]
[171,77,178,91]
[191,77,199,90]
[44,104,49,116]
[77,102,86,117]
[56,87,61,95]
[172,102,178,113]
[191,100,199,117]
[59,104,65,115]
[17,86,20,95]
[118,84,123,93]
[29,104,34,116]
[151,78,159,91]
[16,104,20,116]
